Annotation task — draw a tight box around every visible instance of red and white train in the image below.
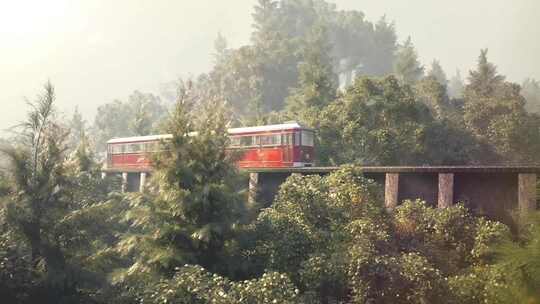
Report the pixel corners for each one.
[105,122,315,172]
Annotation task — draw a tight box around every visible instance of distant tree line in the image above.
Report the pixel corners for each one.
[0,81,539,303]
[86,0,540,165]
[2,1,540,303]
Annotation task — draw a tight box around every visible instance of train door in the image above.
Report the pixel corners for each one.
[282,132,293,164]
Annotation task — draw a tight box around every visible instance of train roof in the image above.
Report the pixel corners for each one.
[228,122,311,134]
[107,134,173,144]
[107,122,311,144]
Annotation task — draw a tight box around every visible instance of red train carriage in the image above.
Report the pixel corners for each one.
[106,122,315,172]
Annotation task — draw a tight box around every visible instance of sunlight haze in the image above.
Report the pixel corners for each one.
[1,0,539,135]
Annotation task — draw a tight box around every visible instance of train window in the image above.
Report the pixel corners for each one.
[260,134,281,146]
[301,131,314,147]
[282,133,292,146]
[294,132,300,146]
[126,143,142,153]
[145,142,159,152]
[112,144,125,154]
[240,136,253,146]
[230,136,241,147]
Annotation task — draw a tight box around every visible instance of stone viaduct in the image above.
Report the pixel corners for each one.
[106,165,539,225]
[247,166,539,224]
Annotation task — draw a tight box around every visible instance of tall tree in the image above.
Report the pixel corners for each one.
[522,78,540,114]
[67,107,87,151]
[415,76,450,120]
[368,16,398,76]
[448,69,465,99]
[2,82,68,267]
[0,82,110,302]
[427,59,448,87]
[91,91,167,152]
[463,49,540,163]
[285,25,337,127]
[466,49,505,98]
[213,32,228,64]
[393,37,424,85]
[115,90,244,284]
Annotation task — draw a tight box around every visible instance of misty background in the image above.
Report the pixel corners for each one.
[1,0,539,137]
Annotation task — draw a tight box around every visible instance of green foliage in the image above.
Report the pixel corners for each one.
[112,92,245,287]
[198,0,398,121]
[0,82,128,303]
[466,49,505,98]
[249,168,512,303]
[448,69,465,99]
[285,24,337,127]
[522,78,540,114]
[393,200,509,274]
[91,90,167,151]
[428,59,448,87]
[462,49,540,163]
[146,265,299,304]
[393,37,424,85]
[489,212,540,303]
[316,75,484,165]
[448,265,507,304]
[415,75,451,120]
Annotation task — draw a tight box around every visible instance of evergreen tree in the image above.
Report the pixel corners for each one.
[250,0,281,46]
[368,16,398,75]
[285,25,337,127]
[213,32,228,64]
[67,106,87,151]
[92,91,167,152]
[492,212,540,303]
[2,82,69,267]
[522,78,540,114]
[115,90,244,283]
[448,69,465,99]
[427,59,448,87]
[462,49,540,163]
[393,37,424,85]
[466,49,505,98]
[0,82,110,302]
[415,75,450,120]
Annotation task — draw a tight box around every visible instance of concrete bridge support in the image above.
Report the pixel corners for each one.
[121,172,128,193]
[519,173,537,215]
[248,172,259,206]
[438,173,454,208]
[384,173,399,210]
[246,167,539,226]
[140,172,147,193]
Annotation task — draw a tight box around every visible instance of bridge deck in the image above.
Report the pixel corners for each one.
[246,166,540,174]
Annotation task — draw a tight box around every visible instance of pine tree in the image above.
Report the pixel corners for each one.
[117,90,244,279]
[68,106,86,150]
[251,0,281,46]
[285,25,336,127]
[393,37,424,85]
[369,16,398,76]
[427,59,448,87]
[213,32,228,64]
[522,78,540,114]
[448,69,465,99]
[466,49,505,98]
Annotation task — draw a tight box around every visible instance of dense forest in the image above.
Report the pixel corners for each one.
[1,0,540,303]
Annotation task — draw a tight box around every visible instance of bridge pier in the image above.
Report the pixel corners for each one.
[248,172,259,206]
[438,173,454,208]
[518,173,537,215]
[121,172,128,193]
[384,173,399,210]
[140,172,147,193]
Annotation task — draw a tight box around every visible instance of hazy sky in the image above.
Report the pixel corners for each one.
[1,0,539,136]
